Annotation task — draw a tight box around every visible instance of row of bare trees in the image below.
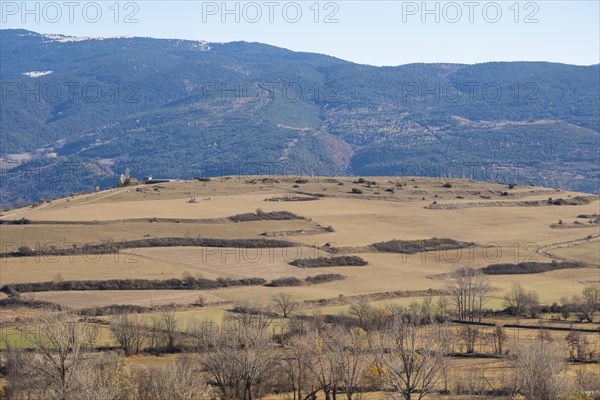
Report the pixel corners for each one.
[561,285,600,323]
[109,310,179,356]
[3,312,212,400]
[185,311,449,400]
[445,268,599,323]
[3,310,448,400]
[2,268,598,400]
[3,303,599,400]
[444,267,492,322]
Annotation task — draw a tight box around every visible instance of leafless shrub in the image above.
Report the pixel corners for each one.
[110,314,145,356]
[137,355,213,400]
[511,340,568,400]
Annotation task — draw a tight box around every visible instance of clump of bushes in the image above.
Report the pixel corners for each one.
[267,277,304,287]
[481,261,586,275]
[577,213,599,219]
[351,188,363,194]
[0,218,31,225]
[442,182,453,188]
[264,196,319,202]
[228,209,304,223]
[353,178,377,185]
[305,274,345,284]
[547,196,594,206]
[290,256,368,268]
[267,274,346,287]
[372,238,472,254]
[294,179,308,184]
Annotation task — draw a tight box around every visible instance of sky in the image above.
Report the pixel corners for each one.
[1,0,599,66]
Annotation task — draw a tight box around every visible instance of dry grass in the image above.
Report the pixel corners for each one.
[0,251,224,284]
[30,290,227,309]
[0,219,317,249]
[549,241,600,266]
[125,354,180,369]
[136,245,330,281]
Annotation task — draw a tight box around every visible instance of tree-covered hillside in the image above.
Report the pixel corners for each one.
[1,29,598,204]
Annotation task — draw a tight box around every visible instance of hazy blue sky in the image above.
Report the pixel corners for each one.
[2,1,598,66]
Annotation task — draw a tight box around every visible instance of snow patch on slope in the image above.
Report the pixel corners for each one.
[43,34,130,42]
[22,71,53,78]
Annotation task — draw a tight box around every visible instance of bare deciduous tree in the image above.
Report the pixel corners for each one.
[349,300,375,329]
[503,283,539,317]
[110,314,145,356]
[487,325,507,355]
[504,283,527,314]
[161,309,178,352]
[419,295,434,324]
[191,312,277,400]
[457,325,479,354]
[445,267,491,322]
[299,326,336,400]
[14,311,99,400]
[583,284,600,313]
[435,295,451,322]
[325,327,373,400]
[565,330,591,361]
[379,316,444,400]
[147,314,163,350]
[569,285,600,323]
[272,293,298,318]
[280,335,316,400]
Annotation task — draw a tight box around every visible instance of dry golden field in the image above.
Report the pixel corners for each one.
[1,176,597,309]
[30,290,228,309]
[549,241,600,265]
[0,218,318,249]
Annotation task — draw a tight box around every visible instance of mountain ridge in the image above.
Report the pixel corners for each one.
[1,29,598,205]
